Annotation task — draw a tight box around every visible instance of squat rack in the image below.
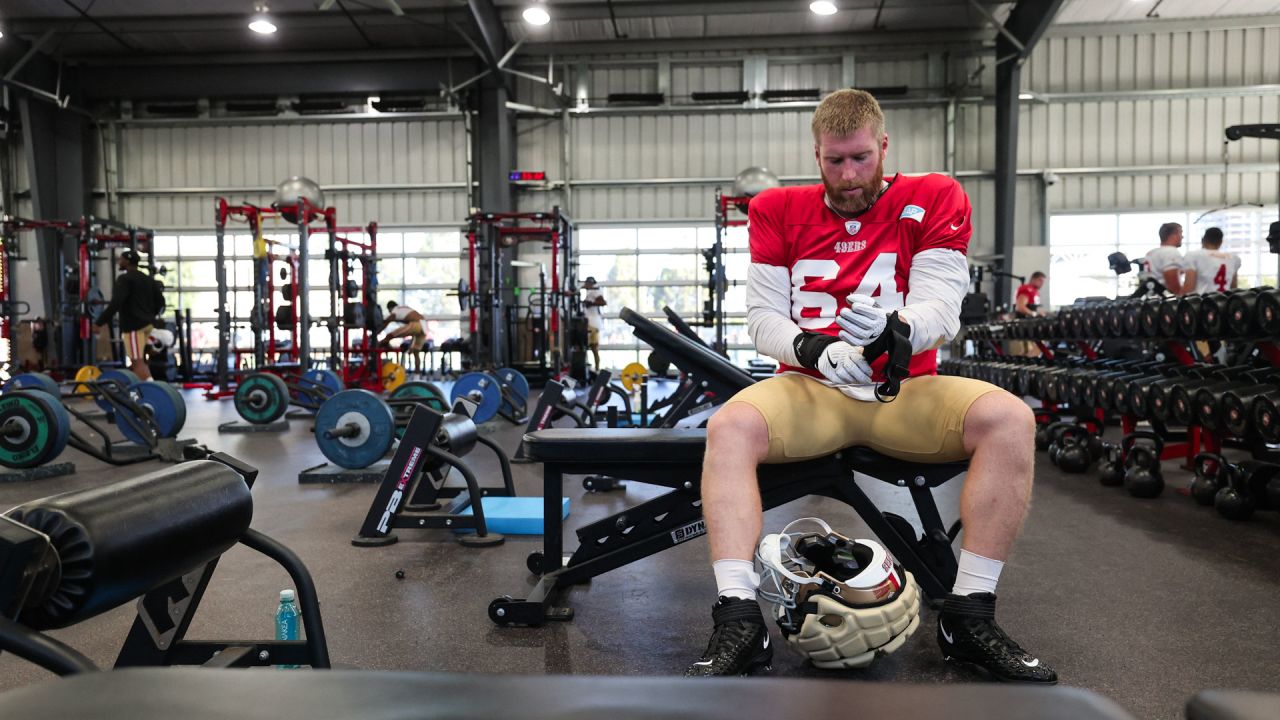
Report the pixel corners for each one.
[1,216,154,371]
[464,208,580,375]
[702,189,752,355]
[325,221,383,392]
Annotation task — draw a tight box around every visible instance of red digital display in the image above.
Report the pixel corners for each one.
[509,171,547,182]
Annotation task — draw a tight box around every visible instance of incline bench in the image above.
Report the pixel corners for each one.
[488,307,968,626]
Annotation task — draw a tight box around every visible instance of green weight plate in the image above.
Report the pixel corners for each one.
[389,381,450,412]
[234,372,290,424]
[0,390,70,469]
[314,389,395,469]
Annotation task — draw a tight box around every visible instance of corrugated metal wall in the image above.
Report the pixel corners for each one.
[1020,25,1280,212]
[83,21,1280,239]
[116,118,470,229]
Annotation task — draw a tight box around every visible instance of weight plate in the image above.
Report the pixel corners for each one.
[619,362,647,392]
[74,365,102,396]
[116,381,187,445]
[0,389,71,469]
[234,372,290,424]
[381,361,407,393]
[3,372,61,399]
[450,372,501,424]
[389,381,450,412]
[295,368,344,403]
[314,389,395,469]
[493,367,530,415]
[94,368,142,412]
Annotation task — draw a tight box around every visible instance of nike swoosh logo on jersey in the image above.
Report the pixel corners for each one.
[950,221,964,231]
[940,622,953,644]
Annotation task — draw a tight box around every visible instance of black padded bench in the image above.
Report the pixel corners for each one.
[0,668,1139,720]
[489,308,969,626]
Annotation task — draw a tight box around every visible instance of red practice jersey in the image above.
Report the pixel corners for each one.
[1015,283,1040,308]
[748,173,972,381]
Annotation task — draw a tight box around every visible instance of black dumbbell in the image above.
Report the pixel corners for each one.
[1255,288,1280,336]
[1138,297,1164,338]
[1156,296,1182,338]
[1175,295,1203,337]
[1197,292,1230,338]
[1123,300,1144,337]
[1225,288,1266,338]
[1199,371,1276,434]
[1106,300,1130,338]
[1147,368,1219,423]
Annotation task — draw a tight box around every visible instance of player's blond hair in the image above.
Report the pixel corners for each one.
[811,89,885,143]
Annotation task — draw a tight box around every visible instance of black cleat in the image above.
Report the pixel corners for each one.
[684,597,773,677]
[937,592,1058,684]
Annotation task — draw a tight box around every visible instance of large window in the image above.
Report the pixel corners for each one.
[153,228,463,352]
[579,223,760,368]
[1048,208,1280,308]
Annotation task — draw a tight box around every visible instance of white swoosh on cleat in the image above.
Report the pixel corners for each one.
[762,634,770,649]
[693,660,713,667]
[940,622,953,644]
[1022,658,1040,668]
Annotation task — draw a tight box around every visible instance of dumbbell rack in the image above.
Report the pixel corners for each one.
[957,288,1280,469]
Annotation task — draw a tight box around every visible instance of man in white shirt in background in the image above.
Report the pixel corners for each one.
[581,277,606,372]
[1139,222,1188,295]
[1183,227,1241,294]
[379,300,428,352]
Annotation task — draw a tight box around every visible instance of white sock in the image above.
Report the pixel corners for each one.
[951,549,1004,596]
[713,559,760,601]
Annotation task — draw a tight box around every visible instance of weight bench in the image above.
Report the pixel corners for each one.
[0,668,1139,720]
[489,308,968,626]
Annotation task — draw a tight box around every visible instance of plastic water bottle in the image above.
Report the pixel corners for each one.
[275,589,299,669]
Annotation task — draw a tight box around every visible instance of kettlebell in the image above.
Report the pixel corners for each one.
[1237,461,1280,512]
[1190,452,1228,507]
[1034,412,1060,452]
[1056,428,1093,474]
[1098,443,1125,486]
[1121,431,1165,499]
[1045,421,1076,467]
[1214,467,1256,521]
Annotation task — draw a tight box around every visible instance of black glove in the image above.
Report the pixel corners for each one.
[861,311,912,403]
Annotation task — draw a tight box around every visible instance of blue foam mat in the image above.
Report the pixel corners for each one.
[456,497,570,535]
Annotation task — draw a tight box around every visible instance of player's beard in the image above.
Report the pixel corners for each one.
[823,153,885,215]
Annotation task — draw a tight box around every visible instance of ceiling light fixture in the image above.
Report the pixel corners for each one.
[810,1,838,16]
[249,2,277,34]
[523,3,551,26]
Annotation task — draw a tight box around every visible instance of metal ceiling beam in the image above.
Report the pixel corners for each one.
[76,57,477,100]
[466,0,509,68]
[498,0,1010,20]
[993,0,1063,307]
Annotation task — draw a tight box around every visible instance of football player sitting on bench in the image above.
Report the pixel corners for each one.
[686,89,1055,684]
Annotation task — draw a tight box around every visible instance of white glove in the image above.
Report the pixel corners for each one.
[816,342,874,386]
[836,293,889,347]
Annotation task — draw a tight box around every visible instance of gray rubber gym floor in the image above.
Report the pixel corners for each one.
[1,386,1278,720]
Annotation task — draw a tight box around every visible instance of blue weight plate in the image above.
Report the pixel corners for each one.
[94,368,142,412]
[3,372,61,399]
[314,389,396,469]
[0,390,70,468]
[493,367,530,415]
[296,368,344,403]
[116,381,187,445]
[450,372,501,424]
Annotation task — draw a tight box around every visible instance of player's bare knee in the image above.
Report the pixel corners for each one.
[965,391,1034,452]
[707,404,769,458]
